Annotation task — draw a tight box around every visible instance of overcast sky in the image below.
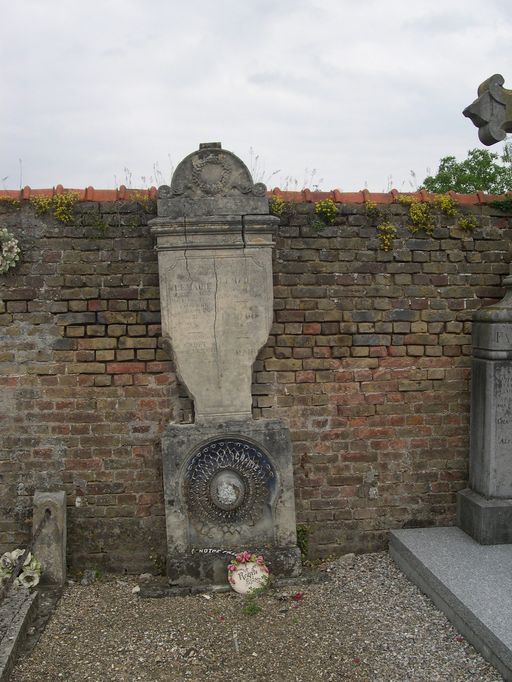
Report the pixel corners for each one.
[1,0,511,192]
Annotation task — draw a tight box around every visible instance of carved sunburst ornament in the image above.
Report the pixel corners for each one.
[183,438,275,538]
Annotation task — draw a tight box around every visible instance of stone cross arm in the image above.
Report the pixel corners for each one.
[463,74,512,145]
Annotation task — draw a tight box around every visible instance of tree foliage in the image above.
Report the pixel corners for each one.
[421,146,512,194]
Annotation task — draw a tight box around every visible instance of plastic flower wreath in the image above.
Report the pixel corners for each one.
[0,549,42,589]
[227,551,269,585]
[0,228,21,275]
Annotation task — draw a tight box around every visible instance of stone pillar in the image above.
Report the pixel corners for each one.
[32,491,67,585]
[150,143,301,585]
[458,276,512,543]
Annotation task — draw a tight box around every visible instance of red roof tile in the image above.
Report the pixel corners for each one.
[0,186,510,204]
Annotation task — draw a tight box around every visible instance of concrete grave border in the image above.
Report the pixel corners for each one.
[0,590,38,682]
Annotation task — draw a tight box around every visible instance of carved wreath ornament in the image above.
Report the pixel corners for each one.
[0,228,20,275]
[191,153,231,195]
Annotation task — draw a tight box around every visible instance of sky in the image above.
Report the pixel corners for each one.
[1,0,512,192]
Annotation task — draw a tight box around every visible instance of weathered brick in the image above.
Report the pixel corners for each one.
[353,334,391,346]
[118,337,157,349]
[97,311,137,324]
[68,362,106,374]
[78,338,117,350]
[56,312,96,325]
[106,361,145,374]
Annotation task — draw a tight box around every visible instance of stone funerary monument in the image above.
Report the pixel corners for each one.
[150,143,301,585]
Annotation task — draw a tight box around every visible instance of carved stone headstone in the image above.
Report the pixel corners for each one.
[150,143,301,585]
[458,276,512,543]
[151,143,274,421]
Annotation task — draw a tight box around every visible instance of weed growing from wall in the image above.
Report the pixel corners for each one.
[486,198,512,213]
[314,199,337,226]
[129,191,157,213]
[365,201,398,251]
[457,214,479,230]
[396,195,435,235]
[432,194,458,216]
[0,197,21,210]
[29,196,52,217]
[367,194,479,251]
[296,524,310,562]
[30,192,80,224]
[377,222,398,251]
[269,194,285,217]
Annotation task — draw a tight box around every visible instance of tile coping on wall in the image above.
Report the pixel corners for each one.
[0,186,510,204]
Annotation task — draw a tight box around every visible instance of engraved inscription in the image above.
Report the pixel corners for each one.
[495,330,512,346]
[495,365,512,447]
[474,323,512,351]
[160,251,273,417]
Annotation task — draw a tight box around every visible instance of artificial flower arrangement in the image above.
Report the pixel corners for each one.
[0,549,42,589]
[0,228,21,275]
[227,550,269,591]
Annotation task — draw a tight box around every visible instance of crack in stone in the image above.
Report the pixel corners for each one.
[212,258,220,373]
[183,216,193,283]
[242,214,248,250]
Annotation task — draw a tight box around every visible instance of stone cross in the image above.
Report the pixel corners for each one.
[463,74,512,145]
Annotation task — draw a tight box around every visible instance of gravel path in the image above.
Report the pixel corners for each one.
[10,553,503,682]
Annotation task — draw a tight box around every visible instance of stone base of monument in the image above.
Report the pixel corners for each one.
[167,546,301,587]
[161,419,301,587]
[457,488,512,545]
[390,527,512,682]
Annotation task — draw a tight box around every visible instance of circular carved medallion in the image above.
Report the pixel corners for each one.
[183,438,275,534]
[191,154,231,195]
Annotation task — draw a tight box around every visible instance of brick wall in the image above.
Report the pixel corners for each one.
[0,194,510,569]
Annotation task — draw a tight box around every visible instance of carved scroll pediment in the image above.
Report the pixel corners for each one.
[155,143,270,218]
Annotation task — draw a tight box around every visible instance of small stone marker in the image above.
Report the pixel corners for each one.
[32,490,67,585]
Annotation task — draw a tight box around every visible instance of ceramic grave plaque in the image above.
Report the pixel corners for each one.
[228,557,269,595]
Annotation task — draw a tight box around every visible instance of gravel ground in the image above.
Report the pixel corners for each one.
[10,552,503,682]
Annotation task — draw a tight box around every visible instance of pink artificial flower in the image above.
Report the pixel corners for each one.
[235,553,244,562]
[240,551,252,562]
[227,564,237,572]
[256,555,264,565]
